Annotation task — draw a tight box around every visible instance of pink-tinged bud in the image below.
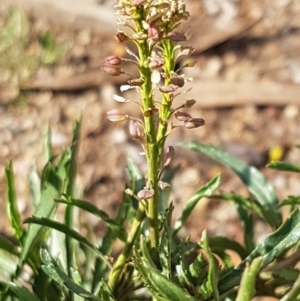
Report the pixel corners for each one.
[144,107,159,117]
[159,84,179,93]
[182,99,196,108]
[163,146,175,167]
[148,21,162,41]
[128,78,144,86]
[129,119,144,139]
[183,118,205,129]
[167,32,187,42]
[158,181,171,190]
[104,55,122,66]
[115,31,129,43]
[174,111,192,122]
[137,188,154,200]
[171,75,185,88]
[107,109,127,122]
[132,0,145,5]
[149,57,165,69]
[101,63,123,76]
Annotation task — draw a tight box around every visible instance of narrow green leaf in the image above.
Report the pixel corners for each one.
[0,249,18,277]
[24,216,112,268]
[92,190,132,293]
[42,262,104,301]
[134,249,194,301]
[173,174,220,236]
[201,231,220,301]
[209,236,247,260]
[278,196,300,208]
[28,166,41,208]
[56,196,127,242]
[267,161,300,173]
[237,206,255,254]
[180,142,281,229]
[5,161,23,239]
[236,257,263,301]
[0,234,19,256]
[212,193,275,228]
[218,209,300,294]
[0,281,41,301]
[159,203,174,279]
[21,150,70,266]
[280,270,300,301]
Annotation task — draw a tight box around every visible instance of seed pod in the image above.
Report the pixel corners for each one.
[107,109,127,122]
[174,111,192,122]
[182,99,196,108]
[167,31,187,42]
[115,31,129,43]
[171,74,185,88]
[183,118,205,129]
[163,146,175,167]
[144,107,159,117]
[129,119,144,139]
[159,84,179,93]
[104,55,122,66]
[137,189,154,200]
[101,63,123,76]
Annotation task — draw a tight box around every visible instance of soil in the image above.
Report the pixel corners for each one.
[0,2,300,296]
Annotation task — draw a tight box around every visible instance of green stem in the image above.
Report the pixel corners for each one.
[108,204,145,292]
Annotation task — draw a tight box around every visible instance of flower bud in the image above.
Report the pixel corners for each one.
[137,188,154,200]
[148,21,162,41]
[128,78,144,86]
[183,118,205,129]
[182,99,196,108]
[101,63,123,76]
[104,55,122,66]
[129,119,144,140]
[115,31,129,43]
[171,75,185,88]
[107,109,127,122]
[163,146,175,167]
[132,0,145,5]
[174,111,192,122]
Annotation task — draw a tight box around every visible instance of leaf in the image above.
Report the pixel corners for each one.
[201,231,220,301]
[237,206,255,254]
[0,234,19,256]
[28,166,41,209]
[24,216,111,268]
[159,203,174,279]
[209,236,247,260]
[280,270,300,301]
[42,259,104,301]
[180,142,282,229]
[173,174,220,236]
[278,195,300,208]
[236,257,263,301]
[267,161,300,173]
[5,160,23,239]
[218,209,300,295]
[0,281,41,301]
[56,196,127,242]
[0,249,18,277]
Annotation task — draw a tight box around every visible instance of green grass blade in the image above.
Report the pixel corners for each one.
[236,257,263,301]
[5,161,23,239]
[218,209,300,294]
[24,216,112,268]
[28,166,41,209]
[180,142,281,229]
[173,174,220,236]
[267,161,300,173]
